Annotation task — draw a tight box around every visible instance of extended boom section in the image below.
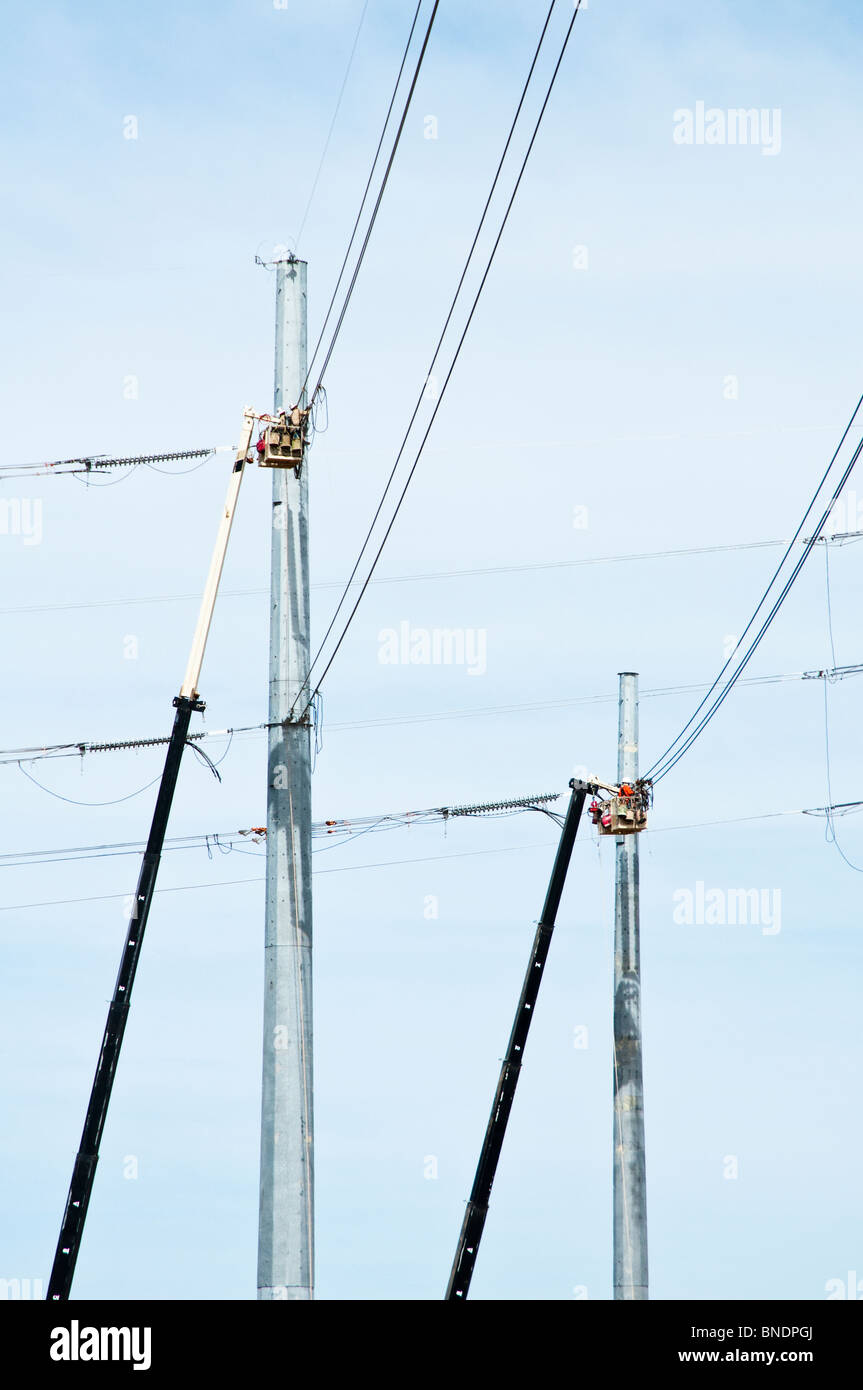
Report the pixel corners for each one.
[47,410,256,1300]
[445,779,590,1300]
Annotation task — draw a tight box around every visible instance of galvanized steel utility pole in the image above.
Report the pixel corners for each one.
[257,255,314,1300]
[613,672,648,1299]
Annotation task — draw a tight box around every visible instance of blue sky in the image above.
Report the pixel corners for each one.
[2,0,863,1301]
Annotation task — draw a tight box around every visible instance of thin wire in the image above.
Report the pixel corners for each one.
[186,739,224,783]
[298,0,562,702]
[653,436,863,783]
[307,1,439,403]
[3,665,860,770]
[0,809,825,875]
[15,729,234,801]
[295,0,372,253]
[3,802,853,915]
[70,467,138,489]
[9,800,863,913]
[824,540,838,669]
[144,456,212,476]
[0,796,561,870]
[0,446,220,481]
[17,762,164,807]
[297,1,584,718]
[312,816,394,855]
[820,557,863,869]
[645,394,863,781]
[4,533,860,622]
[301,1,423,393]
[529,805,566,828]
[310,692,324,773]
[649,425,863,783]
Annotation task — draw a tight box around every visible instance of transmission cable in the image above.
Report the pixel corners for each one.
[0,446,225,482]
[651,434,863,783]
[296,0,562,710]
[648,411,863,784]
[818,541,863,870]
[4,662,863,771]
[300,1,423,393]
[305,1,439,404]
[646,394,863,783]
[295,0,372,252]
[295,0,584,719]
[301,1,422,397]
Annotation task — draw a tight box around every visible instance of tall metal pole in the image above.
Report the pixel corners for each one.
[257,255,314,1300]
[613,672,648,1299]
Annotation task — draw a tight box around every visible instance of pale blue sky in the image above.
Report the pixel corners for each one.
[1,0,862,1300]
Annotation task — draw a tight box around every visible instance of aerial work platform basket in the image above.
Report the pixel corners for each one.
[588,779,652,835]
[256,406,310,471]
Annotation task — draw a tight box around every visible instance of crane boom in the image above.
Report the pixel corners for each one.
[445,779,590,1299]
[46,410,256,1300]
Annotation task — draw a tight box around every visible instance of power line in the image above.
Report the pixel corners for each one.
[296,0,585,718]
[6,799,862,914]
[0,446,229,482]
[295,0,372,252]
[325,668,856,734]
[306,1,440,403]
[5,664,863,770]
[16,763,165,808]
[4,532,860,623]
[301,0,423,393]
[817,549,863,872]
[646,396,863,783]
[4,418,840,484]
[0,793,563,870]
[300,0,563,698]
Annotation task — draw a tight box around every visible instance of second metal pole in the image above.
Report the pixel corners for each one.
[613,672,648,1299]
[257,255,314,1300]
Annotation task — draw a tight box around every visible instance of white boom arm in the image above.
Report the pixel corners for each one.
[179,408,256,700]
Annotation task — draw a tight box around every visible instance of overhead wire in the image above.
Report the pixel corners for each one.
[5,664,863,771]
[817,539,863,870]
[295,0,372,253]
[3,532,861,622]
[5,799,863,914]
[16,763,165,808]
[0,792,564,869]
[295,0,585,720]
[298,0,563,703]
[646,395,863,783]
[650,437,863,784]
[300,0,423,392]
[0,446,227,482]
[304,1,439,403]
